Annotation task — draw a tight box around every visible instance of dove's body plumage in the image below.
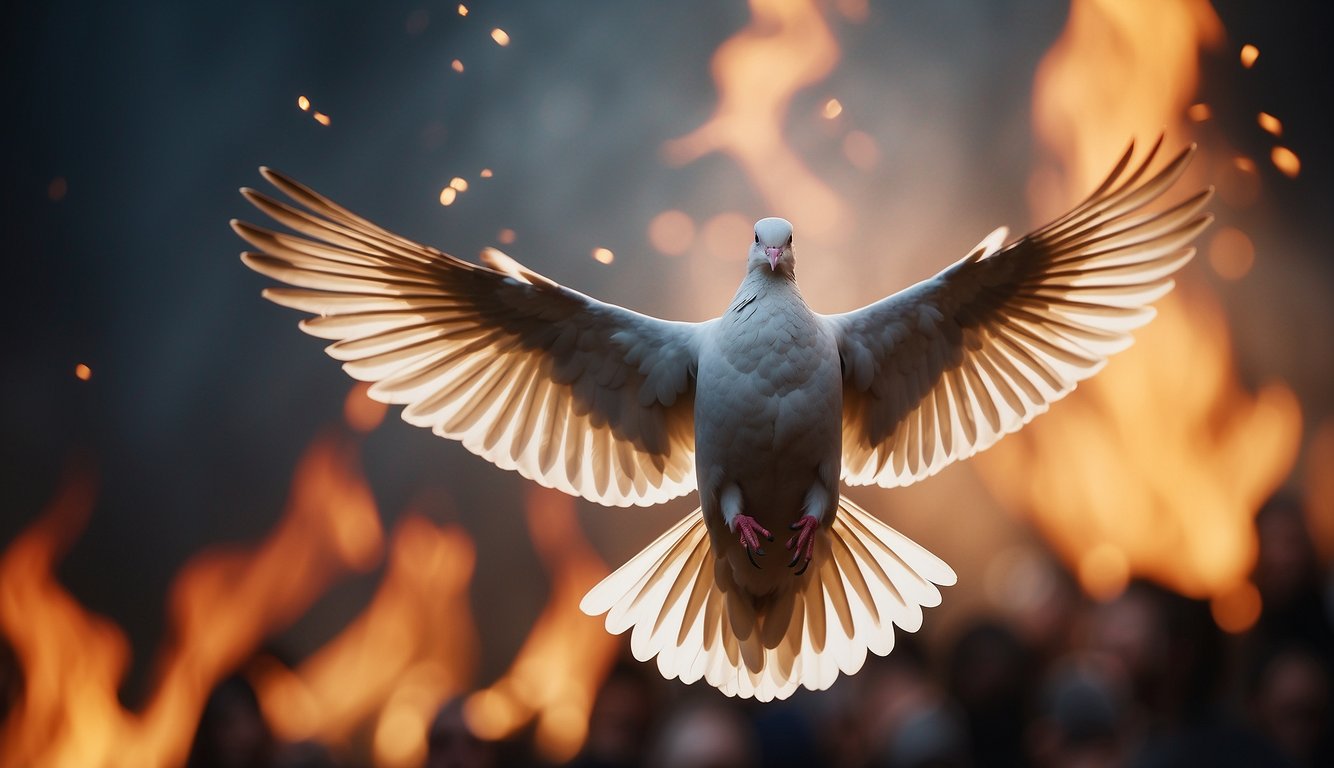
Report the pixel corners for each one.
[234,139,1211,701]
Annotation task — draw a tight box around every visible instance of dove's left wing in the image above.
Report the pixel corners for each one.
[828,139,1212,489]
[234,169,702,507]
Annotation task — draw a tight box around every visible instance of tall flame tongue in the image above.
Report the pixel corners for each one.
[464,488,618,763]
[0,431,385,767]
[976,0,1302,624]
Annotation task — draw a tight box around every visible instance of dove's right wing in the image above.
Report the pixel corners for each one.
[234,169,702,507]
[828,139,1212,489]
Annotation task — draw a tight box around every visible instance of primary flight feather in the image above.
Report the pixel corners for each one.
[235,138,1211,701]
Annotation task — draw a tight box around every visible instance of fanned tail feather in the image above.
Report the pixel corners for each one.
[579,496,957,701]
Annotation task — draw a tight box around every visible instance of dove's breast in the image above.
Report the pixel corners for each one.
[694,284,843,585]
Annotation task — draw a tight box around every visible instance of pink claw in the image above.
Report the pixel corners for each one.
[734,514,773,568]
[786,515,819,576]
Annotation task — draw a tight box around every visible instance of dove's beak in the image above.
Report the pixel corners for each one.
[764,246,782,271]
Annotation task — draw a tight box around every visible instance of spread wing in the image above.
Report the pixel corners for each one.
[234,169,702,507]
[827,139,1212,488]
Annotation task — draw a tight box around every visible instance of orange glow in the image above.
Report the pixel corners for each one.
[700,212,751,262]
[439,187,458,206]
[1207,226,1255,280]
[0,433,385,767]
[592,247,615,265]
[457,3,468,16]
[463,488,618,763]
[663,0,846,236]
[490,28,510,46]
[647,210,695,256]
[497,228,516,244]
[251,516,477,754]
[297,95,310,111]
[451,58,464,73]
[822,98,843,119]
[977,0,1302,605]
[449,177,469,192]
[479,168,493,178]
[74,363,92,381]
[1186,102,1210,121]
[1257,111,1282,136]
[1211,581,1262,633]
[1271,146,1300,177]
[1305,421,1334,560]
[842,130,880,170]
[1240,43,1259,68]
[313,111,331,126]
[344,381,388,433]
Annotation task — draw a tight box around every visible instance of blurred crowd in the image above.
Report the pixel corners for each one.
[178,495,1331,768]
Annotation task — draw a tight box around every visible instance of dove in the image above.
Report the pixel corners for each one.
[233,138,1211,701]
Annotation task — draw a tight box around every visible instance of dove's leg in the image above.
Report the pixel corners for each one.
[787,483,831,576]
[722,484,772,568]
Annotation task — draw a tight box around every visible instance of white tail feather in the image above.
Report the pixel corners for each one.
[579,496,957,701]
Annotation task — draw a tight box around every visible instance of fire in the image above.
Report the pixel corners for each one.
[0,431,385,767]
[250,515,477,767]
[975,0,1302,613]
[463,488,618,763]
[663,0,846,236]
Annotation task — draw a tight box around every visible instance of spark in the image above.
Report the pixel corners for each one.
[821,98,843,119]
[1257,111,1282,136]
[491,28,510,46]
[497,228,516,244]
[1186,102,1210,121]
[457,4,468,16]
[1240,43,1259,68]
[1233,156,1257,173]
[439,187,458,206]
[591,248,614,265]
[1271,146,1300,178]
[297,95,310,111]
[449,177,468,192]
[312,111,331,126]
[74,364,91,381]
[451,59,464,73]
[479,168,493,178]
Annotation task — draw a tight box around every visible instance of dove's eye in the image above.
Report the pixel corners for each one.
[787,235,793,246]
[754,233,759,244]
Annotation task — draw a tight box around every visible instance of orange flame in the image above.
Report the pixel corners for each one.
[463,488,618,763]
[663,0,846,236]
[0,431,385,767]
[976,0,1302,613]
[251,515,477,767]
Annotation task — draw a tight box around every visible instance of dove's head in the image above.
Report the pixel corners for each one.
[751,217,794,275]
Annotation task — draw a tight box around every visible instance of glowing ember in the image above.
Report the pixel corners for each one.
[449,177,468,192]
[1210,581,1262,634]
[663,0,847,236]
[297,95,310,111]
[591,247,614,264]
[841,130,880,170]
[1207,226,1256,281]
[1186,102,1210,121]
[344,382,388,433]
[1240,43,1259,68]
[463,489,617,763]
[1234,156,1257,173]
[647,209,695,256]
[312,111,331,126]
[479,168,493,178]
[490,28,510,46]
[451,59,464,73]
[822,97,843,119]
[457,3,468,16]
[1257,111,1282,136]
[439,187,458,206]
[1271,145,1300,178]
[496,228,516,244]
[74,363,91,381]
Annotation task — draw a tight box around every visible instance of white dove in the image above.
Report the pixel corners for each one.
[234,138,1211,701]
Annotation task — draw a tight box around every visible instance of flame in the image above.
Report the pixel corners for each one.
[463,488,618,763]
[976,0,1302,608]
[251,515,477,766]
[0,432,385,767]
[663,0,846,236]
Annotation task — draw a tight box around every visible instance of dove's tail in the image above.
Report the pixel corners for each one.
[579,496,956,701]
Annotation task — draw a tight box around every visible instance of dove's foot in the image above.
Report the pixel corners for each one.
[733,514,773,568]
[786,515,819,576]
